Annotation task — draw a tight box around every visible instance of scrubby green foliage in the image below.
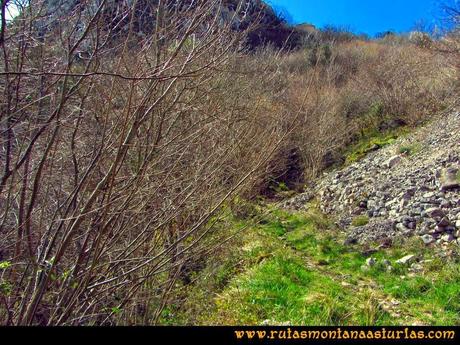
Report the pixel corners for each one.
[0,261,11,270]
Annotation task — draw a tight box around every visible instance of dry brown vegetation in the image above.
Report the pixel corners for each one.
[0,0,293,325]
[0,0,458,325]
[273,38,458,179]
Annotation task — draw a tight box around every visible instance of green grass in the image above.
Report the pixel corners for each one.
[343,127,409,165]
[456,170,460,183]
[351,215,370,227]
[160,204,460,326]
[215,255,381,325]
[398,143,422,156]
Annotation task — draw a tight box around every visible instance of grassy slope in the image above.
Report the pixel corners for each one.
[342,126,410,165]
[161,203,460,326]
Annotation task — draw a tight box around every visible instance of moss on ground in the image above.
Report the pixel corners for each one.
[343,127,409,165]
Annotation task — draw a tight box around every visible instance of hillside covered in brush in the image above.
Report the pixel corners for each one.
[0,0,459,326]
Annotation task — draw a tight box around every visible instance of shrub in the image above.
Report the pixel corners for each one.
[278,37,456,180]
[1,0,458,326]
[0,1,290,325]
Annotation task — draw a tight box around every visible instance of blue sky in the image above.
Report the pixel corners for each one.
[267,0,443,36]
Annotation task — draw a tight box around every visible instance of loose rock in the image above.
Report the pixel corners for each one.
[396,255,416,265]
[283,111,460,248]
[421,234,435,244]
[386,155,402,169]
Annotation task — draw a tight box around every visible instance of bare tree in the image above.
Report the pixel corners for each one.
[0,0,290,325]
[438,1,460,54]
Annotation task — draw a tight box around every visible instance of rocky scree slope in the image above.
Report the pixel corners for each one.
[39,0,304,49]
[283,110,460,248]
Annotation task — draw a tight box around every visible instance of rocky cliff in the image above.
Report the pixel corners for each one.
[39,0,304,49]
[283,110,460,249]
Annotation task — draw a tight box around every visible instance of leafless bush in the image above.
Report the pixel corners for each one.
[276,38,457,180]
[0,0,291,325]
[1,0,458,326]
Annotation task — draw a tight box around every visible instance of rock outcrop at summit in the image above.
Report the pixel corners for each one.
[39,0,304,49]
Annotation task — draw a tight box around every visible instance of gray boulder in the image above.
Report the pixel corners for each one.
[440,166,459,191]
